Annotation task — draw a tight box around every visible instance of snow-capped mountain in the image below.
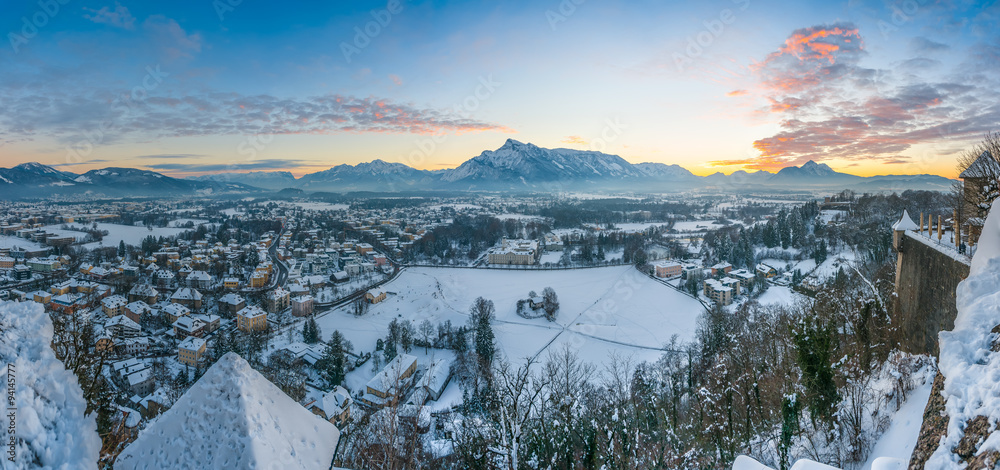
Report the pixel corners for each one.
[298,159,436,191]
[440,139,643,187]
[770,160,862,182]
[0,162,78,186]
[0,163,257,198]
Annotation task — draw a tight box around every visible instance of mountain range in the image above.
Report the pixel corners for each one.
[0,139,956,198]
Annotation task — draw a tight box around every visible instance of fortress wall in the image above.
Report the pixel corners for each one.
[893,231,970,356]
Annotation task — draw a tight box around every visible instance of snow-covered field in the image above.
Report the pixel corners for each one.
[314,266,705,370]
[40,223,194,249]
[0,235,44,250]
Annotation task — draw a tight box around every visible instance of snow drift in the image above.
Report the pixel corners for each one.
[0,300,101,469]
[925,201,1000,467]
[115,352,339,469]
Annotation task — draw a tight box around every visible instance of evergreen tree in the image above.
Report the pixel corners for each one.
[118,240,126,258]
[792,315,839,424]
[320,330,347,387]
[470,297,496,367]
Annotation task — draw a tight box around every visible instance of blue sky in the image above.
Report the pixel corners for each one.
[1,0,997,177]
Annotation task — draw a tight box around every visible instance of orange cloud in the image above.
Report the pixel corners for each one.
[727,89,748,97]
[560,135,587,146]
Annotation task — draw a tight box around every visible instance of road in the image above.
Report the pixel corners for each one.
[267,226,289,288]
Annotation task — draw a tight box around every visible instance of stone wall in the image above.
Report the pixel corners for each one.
[892,231,970,356]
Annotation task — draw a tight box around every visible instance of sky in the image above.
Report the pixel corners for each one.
[0,0,997,179]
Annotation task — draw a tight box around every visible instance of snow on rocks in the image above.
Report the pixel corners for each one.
[926,200,1000,468]
[115,352,339,470]
[0,300,101,469]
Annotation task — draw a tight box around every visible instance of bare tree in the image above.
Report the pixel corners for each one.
[490,357,547,470]
[955,132,1000,221]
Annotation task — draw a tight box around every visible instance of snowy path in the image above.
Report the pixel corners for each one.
[860,378,934,470]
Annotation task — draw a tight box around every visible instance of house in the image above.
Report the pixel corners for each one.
[420,358,453,402]
[126,368,154,396]
[236,305,268,332]
[124,301,152,324]
[702,279,734,306]
[116,337,150,357]
[728,269,755,289]
[190,313,221,334]
[170,288,203,310]
[654,260,683,279]
[173,316,207,340]
[106,315,141,338]
[310,386,352,427]
[365,287,387,304]
[250,271,268,288]
[30,290,51,305]
[0,257,14,269]
[710,262,733,276]
[177,336,207,367]
[161,303,191,323]
[331,271,349,283]
[223,277,240,290]
[218,293,246,316]
[360,354,418,408]
[186,270,213,289]
[49,293,80,314]
[128,284,158,304]
[155,270,175,288]
[291,295,314,317]
[488,238,540,265]
[265,287,290,313]
[756,263,777,279]
[102,295,128,317]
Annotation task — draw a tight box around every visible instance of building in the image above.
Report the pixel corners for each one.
[128,284,159,304]
[30,290,51,305]
[265,287,290,313]
[728,269,756,289]
[177,337,207,367]
[365,287,387,304]
[173,316,207,339]
[291,295,314,317]
[218,293,246,316]
[0,257,14,269]
[361,354,418,408]
[101,295,128,317]
[170,288,203,310]
[27,258,61,272]
[155,270,175,288]
[13,264,31,281]
[310,386,352,427]
[710,262,733,276]
[106,315,141,338]
[756,263,777,279]
[161,303,191,323]
[187,271,213,289]
[124,301,151,324]
[488,238,540,265]
[654,260,683,279]
[236,305,268,332]
[703,279,734,306]
[420,358,453,402]
[960,150,1000,243]
[223,277,240,290]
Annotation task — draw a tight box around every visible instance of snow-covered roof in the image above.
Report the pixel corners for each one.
[959,150,1000,179]
[115,353,339,469]
[177,336,206,351]
[892,210,919,231]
